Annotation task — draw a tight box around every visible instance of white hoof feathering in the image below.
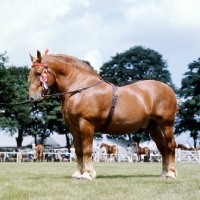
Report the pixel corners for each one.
[72,171,82,179]
[81,172,93,181]
[159,171,167,178]
[166,171,177,179]
[91,170,96,179]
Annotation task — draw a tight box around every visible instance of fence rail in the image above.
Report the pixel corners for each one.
[176,149,200,164]
[1,150,200,163]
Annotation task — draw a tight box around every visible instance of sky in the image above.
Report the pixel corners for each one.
[1,0,200,88]
[0,0,200,146]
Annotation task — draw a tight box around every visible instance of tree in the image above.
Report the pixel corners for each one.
[0,51,8,68]
[0,65,31,147]
[100,46,175,143]
[175,58,200,147]
[43,96,73,151]
[100,46,174,88]
[0,52,73,148]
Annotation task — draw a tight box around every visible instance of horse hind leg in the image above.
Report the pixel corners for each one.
[162,125,177,179]
[146,119,176,178]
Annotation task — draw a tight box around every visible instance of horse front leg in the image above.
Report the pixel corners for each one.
[71,132,84,179]
[79,120,96,181]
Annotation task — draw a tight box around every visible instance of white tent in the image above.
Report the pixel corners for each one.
[139,140,158,151]
[0,131,61,149]
[26,137,61,148]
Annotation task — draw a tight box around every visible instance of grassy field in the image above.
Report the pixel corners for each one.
[0,162,199,200]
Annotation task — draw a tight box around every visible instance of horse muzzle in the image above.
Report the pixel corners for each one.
[29,92,44,102]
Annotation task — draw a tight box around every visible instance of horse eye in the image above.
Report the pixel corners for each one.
[35,72,41,77]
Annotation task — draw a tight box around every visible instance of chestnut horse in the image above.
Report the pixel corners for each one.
[28,50,178,180]
[100,143,118,162]
[36,144,44,162]
[177,144,196,151]
[196,146,200,151]
[133,142,150,162]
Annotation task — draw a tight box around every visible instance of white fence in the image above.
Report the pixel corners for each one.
[0,152,74,162]
[1,150,200,163]
[176,149,200,164]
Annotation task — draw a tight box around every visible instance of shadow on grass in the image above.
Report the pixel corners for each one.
[60,174,159,180]
[97,174,159,179]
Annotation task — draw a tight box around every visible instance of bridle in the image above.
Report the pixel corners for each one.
[31,60,106,98]
[31,59,55,91]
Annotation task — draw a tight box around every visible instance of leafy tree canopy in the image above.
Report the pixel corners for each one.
[100,46,174,88]
[175,58,200,147]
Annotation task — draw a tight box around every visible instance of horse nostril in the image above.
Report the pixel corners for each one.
[30,97,35,101]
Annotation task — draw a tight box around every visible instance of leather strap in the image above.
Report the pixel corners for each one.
[100,83,118,132]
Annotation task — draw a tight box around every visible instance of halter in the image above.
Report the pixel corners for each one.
[31,60,55,90]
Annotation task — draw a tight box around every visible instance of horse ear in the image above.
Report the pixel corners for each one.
[29,53,35,62]
[37,50,42,63]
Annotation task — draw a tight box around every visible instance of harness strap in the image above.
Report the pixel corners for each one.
[100,83,118,132]
[44,80,104,97]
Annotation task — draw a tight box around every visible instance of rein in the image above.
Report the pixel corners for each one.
[44,80,104,98]
[0,81,104,106]
[0,100,39,106]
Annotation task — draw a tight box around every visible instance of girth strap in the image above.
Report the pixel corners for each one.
[100,83,118,132]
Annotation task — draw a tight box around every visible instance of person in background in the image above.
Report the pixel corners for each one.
[126,144,133,162]
[70,145,76,162]
[46,149,51,162]
[4,150,9,162]
[56,150,62,162]
[32,144,36,162]
[95,143,100,162]
[17,146,23,162]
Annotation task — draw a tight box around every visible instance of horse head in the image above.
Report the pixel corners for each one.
[100,143,104,149]
[28,50,55,101]
[132,142,138,147]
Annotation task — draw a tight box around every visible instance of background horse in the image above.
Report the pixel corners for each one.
[36,144,44,162]
[133,142,150,162]
[28,50,178,180]
[177,144,196,151]
[100,143,118,162]
[196,146,200,151]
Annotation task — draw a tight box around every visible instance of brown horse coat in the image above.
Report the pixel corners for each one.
[36,144,44,162]
[100,143,118,162]
[133,142,150,161]
[28,50,178,180]
[177,144,196,151]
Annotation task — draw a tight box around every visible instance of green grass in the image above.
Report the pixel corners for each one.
[0,162,199,200]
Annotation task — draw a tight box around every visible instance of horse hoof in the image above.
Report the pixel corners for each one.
[81,172,93,181]
[72,171,82,180]
[166,171,177,179]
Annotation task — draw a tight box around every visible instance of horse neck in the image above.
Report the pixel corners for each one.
[135,143,139,149]
[46,55,100,92]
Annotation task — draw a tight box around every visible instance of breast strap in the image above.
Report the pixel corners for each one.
[100,83,118,132]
